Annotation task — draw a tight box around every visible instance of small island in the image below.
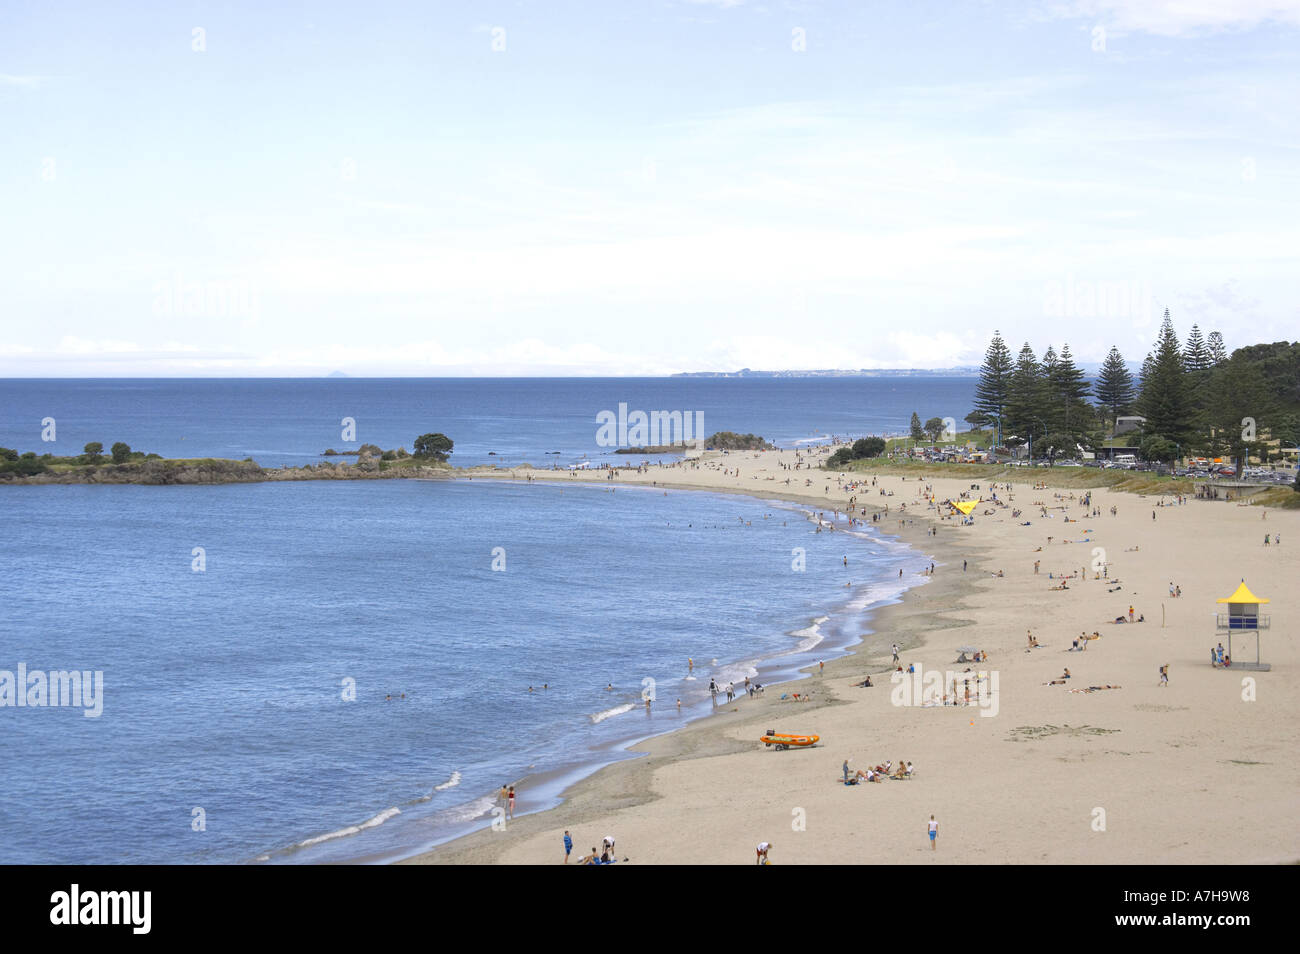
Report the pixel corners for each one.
[703,431,774,450]
[614,443,695,454]
[0,434,456,485]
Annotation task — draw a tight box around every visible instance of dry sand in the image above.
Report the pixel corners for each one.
[403,447,1298,865]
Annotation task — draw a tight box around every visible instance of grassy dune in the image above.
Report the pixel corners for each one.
[830,456,1299,506]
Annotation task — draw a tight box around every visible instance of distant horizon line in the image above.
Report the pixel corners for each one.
[0,369,992,380]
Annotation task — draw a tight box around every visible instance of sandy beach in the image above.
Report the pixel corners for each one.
[405,446,1298,865]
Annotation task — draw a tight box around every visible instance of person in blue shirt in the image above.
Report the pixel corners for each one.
[564,830,573,864]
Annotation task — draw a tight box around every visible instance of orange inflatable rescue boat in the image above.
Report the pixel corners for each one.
[760,730,819,750]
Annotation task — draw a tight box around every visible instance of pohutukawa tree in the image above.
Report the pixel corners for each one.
[923,417,947,444]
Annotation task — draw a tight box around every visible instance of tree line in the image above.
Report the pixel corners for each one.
[967,313,1299,466]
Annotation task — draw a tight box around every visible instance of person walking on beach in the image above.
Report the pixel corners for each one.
[928,815,938,851]
[563,830,573,864]
[892,643,900,665]
[819,660,825,675]
[1159,664,1169,688]
[507,785,516,819]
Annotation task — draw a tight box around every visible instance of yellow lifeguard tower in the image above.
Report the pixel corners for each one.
[1215,581,1272,671]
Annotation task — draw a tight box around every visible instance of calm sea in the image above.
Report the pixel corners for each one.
[0,376,977,468]
[0,377,970,863]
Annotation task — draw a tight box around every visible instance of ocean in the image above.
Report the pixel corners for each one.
[0,376,978,468]
[0,377,972,863]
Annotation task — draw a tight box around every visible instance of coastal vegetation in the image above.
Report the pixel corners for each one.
[910,319,1299,471]
[826,436,887,468]
[412,433,454,461]
[614,444,692,454]
[704,431,773,450]
[0,433,455,484]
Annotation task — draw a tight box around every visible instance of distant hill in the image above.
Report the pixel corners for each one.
[671,363,1132,378]
[326,370,350,378]
[672,367,981,378]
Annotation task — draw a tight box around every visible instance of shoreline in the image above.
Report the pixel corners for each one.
[403,445,1299,865]
[328,481,927,866]
[399,457,979,865]
[268,473,921,866]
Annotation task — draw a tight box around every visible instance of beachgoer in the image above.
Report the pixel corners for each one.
[756,841,772,865]
[928,815,938,850]
[563,830,573,864]
[892,643,900,664]
[507,785,516,818]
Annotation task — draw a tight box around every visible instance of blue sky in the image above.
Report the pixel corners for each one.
[3,0,1298,375]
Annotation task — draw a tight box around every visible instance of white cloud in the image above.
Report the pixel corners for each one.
[0,74,44,88]
[1041,0,1300,37]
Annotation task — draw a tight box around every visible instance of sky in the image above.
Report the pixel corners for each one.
[2,0,1298,376]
